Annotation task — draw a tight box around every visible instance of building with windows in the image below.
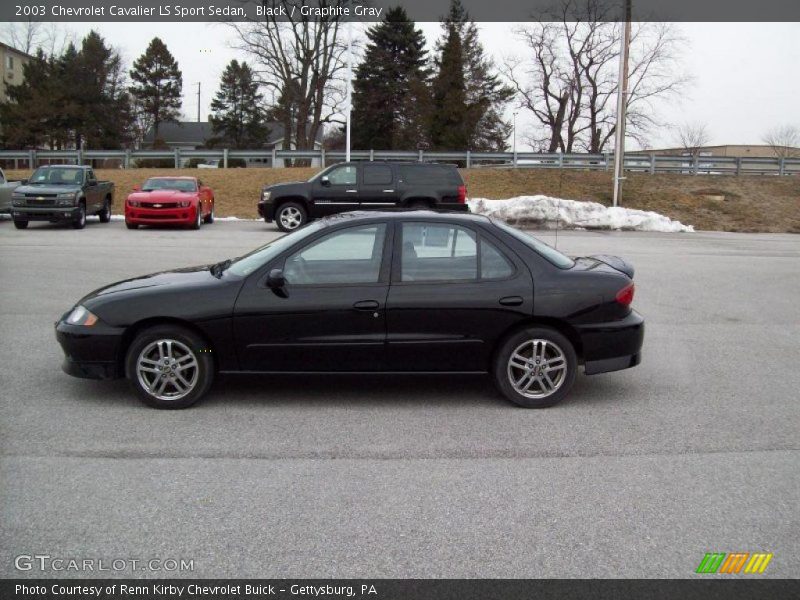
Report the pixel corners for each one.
[1,42,33,103]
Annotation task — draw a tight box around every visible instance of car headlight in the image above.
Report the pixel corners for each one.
[65,305,98,327]
[57,198,73,206]
[12,197,24,206]
[179,200,191,207]
[56,192,76,199]
[128,199,140,207]
[262,190,271,202]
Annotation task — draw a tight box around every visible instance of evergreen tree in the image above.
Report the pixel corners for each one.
[0,50,58,148]
[351,7,430,150]
[433,0,513,151]
[129,37,182,141]
[209,60,269,148]
[429,22,469,150]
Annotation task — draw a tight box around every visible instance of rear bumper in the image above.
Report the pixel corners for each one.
[126,205,199,225]
[55,320,125,380]
[576,310,644,375]
[11,206,80,222]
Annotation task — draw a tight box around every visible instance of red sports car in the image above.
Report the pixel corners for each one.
[125,177,215,229]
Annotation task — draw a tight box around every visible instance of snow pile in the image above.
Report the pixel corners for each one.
[468,196,694,233]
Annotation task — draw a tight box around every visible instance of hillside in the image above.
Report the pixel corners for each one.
[6,167,799,232]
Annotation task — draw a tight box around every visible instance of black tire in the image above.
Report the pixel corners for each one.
[98,198,111,223]
[203,200,215,224]
[191,205,202,230]
[125,325,214,409]
[126,222,139,230]
[493,326,577,408]
[13,219,29,229]
[72,202,86,229]
[408,200,431,210]
[275,201,307,232]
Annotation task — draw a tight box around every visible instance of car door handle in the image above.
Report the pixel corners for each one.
[353,300,380,311]
[499,296,523,306]
[382,189,394,193]
[346,189,358,193]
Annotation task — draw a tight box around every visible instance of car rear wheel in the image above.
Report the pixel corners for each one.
[203,201,215,224]
[72,202,86,229]
[98,199,111,223]
[125,325,213,409]
[13,219,29,229]
[493,327,577,408]
[276,202,306,232]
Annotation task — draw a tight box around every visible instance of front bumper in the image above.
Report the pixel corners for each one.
[257,199,275,221]
[126,205,199,225]
[12,206,80,222]
[55,320,125,380]
[576,310,644,375]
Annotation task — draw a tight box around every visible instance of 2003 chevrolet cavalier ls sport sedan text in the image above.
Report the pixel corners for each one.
[55,211,644,409]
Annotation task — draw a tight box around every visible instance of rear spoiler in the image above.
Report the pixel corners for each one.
[588,255,634,279]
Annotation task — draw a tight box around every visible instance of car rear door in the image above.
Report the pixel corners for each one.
[233,221,394,371]
[359,164,399,208]
[385,220,533,372]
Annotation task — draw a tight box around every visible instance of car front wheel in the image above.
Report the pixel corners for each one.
[276,202,307,232]
[493,327,577,408]
[125,325,214,409]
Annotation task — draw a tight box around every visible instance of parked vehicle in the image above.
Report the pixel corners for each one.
[258,162,469,232]
[56,211,644,409]
[197,160,220,169]
[10,165,113,229]
[0,168,24,215]
[125,177,215,230]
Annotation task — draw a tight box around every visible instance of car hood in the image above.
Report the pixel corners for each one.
[263,181,307,193]
[80,265,222,303]
[128,190,199,201]
[14,184,80,195]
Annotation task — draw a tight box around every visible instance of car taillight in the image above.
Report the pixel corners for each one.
[615,282,635,306]
[457,185,466,204]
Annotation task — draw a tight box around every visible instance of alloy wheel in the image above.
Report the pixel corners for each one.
[136,339,199,401]
[507,339,568,399]
[279,206,302,230]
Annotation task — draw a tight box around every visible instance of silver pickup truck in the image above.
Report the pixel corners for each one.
[10,165,114,230]
[0,168,24,215]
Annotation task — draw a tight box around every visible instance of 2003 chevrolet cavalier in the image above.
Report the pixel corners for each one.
[56,211,644,409]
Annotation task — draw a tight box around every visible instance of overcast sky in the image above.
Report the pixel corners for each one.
[38,21,800,150]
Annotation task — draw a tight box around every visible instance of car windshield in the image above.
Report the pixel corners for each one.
[225,221,327,277]
[142,178,198,192]
[29,167,84,185]
[491,219,575,269]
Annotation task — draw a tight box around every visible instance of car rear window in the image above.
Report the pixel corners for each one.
[397,165,462,186]
[491,220,575,269]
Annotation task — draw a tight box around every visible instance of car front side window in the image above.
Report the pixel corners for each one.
[327,165,357,186]
[284,224,387,285]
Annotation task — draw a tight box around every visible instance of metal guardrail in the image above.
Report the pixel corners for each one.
[0,148,798,175]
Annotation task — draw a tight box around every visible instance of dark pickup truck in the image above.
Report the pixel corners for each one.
[258,161,468,231]
[11,165,114,230]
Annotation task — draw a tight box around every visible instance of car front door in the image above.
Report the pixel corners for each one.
[233,221,393,371]
[359,164,398,208]
[311,163,359,216]
[85,169,102,210]
[385,220,533,372]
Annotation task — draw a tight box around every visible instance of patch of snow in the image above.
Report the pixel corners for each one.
[468,196,694,233]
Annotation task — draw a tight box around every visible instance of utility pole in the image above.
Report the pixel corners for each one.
[612,0,632,207]
[345,7,353,163]
[196,82,201,123]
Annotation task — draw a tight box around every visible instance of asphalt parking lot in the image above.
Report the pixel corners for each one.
[1,217,798,578]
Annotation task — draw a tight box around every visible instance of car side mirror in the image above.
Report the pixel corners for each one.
[320,176,331,187]
[267,268,286,290]
[132,185,141,192]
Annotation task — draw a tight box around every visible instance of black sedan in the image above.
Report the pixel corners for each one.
[56,211,644,409]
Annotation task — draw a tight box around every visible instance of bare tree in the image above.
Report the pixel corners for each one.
[762,125,800,158]
[503,0,688,153]
[1,21,43,54]
[674,121,711,157]
[228,0,349,160]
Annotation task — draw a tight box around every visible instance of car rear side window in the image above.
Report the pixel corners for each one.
[284,224,387,285]
[401,223,477,282]
[398,165,462,186]
[363,165,393,185]
[481,238,514,280]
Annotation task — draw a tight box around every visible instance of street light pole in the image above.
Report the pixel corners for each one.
[512,111,518,167]
[612,0,632,207]
[196,82,201,123]
[345,7,353,163]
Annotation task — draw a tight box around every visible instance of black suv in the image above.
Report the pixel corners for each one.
[258,161,468,231]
